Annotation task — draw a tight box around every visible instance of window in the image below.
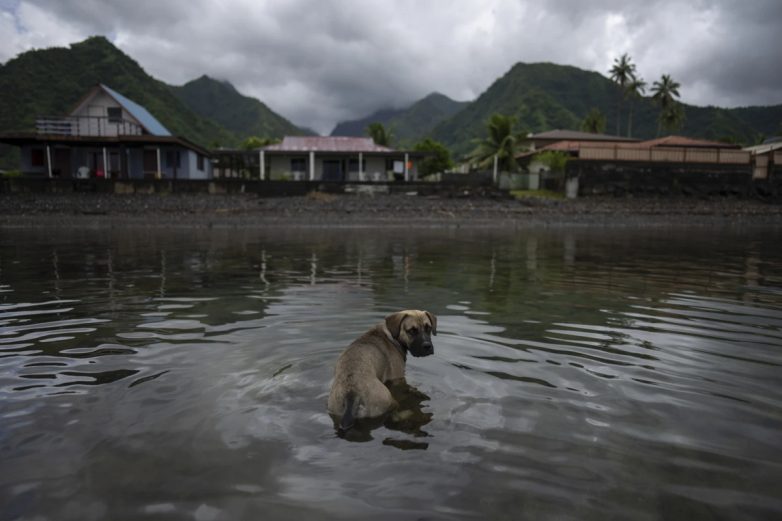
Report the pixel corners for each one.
[197,154,204,171]
[107,107,122,123]
[291,158,306,172]
[348,158,366,173]
[31,148,45,167]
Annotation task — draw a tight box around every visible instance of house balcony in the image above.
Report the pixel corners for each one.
[35,115,144,137]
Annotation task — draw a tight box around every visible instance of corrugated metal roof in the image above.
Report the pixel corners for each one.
[100,84,172,137]
[638,136,739,149]
[529,129,639,142]
[262,136,394,153]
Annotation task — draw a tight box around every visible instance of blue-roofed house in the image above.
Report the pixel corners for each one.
[0,84,211,180]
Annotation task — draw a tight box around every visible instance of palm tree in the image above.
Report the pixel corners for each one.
[366,122,393,146]
[469,113,525,172]
[659,103,685,134]
[625,77,646,138]
[581,108,606,134]
[609,53,637,136]
[651,74,681,135]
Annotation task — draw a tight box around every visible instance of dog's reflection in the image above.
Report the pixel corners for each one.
[333,379,432,450]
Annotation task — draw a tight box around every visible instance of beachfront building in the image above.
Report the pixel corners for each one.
[0,84,211,180]
[213,136,425,182]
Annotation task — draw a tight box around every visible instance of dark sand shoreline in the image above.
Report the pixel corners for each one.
[1,192,781,228]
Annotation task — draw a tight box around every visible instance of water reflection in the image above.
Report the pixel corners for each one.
[0,226,781,520]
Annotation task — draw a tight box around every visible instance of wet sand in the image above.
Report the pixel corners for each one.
[1,192,781,228]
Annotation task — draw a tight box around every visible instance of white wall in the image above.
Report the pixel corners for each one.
[70,91,141,136]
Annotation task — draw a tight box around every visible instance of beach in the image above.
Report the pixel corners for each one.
[1,192,781,228]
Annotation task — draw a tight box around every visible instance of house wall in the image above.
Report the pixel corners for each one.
[71,91,142,137]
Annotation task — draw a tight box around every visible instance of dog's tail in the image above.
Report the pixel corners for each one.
[339,391,357,432]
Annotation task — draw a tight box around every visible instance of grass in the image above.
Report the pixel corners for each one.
[510,189,565,200]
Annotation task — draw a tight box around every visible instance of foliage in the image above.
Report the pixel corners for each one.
[659,104,685,133]
[412,138,454,177]
[651,74,682,135]
[581,108,606,134]
[1,169,22,177]
[535,150,569,172]
[171,75,311,139]
[609,53,637,136]
[240,136,280,150]
[366,122,393,146]
[333,93,468,145]
[625,77,646,137]
[468,113,527,172]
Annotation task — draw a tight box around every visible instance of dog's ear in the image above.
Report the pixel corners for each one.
[425,311,437,336]
[385,311,408,339]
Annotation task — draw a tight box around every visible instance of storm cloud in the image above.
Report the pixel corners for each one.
[1,0,781,134]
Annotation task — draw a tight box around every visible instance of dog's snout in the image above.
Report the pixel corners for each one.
[423,341,433,354]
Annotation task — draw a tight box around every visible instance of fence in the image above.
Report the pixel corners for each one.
[577,146,750,165]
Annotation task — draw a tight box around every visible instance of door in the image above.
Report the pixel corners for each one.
[143,149,158,178]
[53,148,71,178]
[322,159,343,181]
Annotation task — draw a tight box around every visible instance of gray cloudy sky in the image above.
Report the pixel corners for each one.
[1,0,781,134]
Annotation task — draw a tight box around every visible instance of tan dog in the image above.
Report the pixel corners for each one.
[328,310,437,431]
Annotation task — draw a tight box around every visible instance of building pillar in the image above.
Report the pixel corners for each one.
[404,153,409,182]
[309,150,315,181]
[156,147,162,179]
[358,152,364,181]
[46,144,53,178]
[259,150,265,181]
[102,147,108,179]
[493,154,498,185]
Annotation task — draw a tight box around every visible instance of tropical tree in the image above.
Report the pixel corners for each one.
[659,103,685,133]
[366,122,393,146]
[581,108,607,134]
[625,77,646,138]
[413,138,454,177]
[468,113,526,172]
[651,74,682,135]
[240,136,279,149]
[609,53,637,136]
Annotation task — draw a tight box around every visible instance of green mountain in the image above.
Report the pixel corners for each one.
[330,92,468,145]
[331,107,405,137]
[171,75,311,139]
[0,36,236,150]
[431,62,782,157]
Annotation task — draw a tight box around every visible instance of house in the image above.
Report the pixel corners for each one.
[743,137,782,180]
[0,84,211,180]
[213,136,426,182]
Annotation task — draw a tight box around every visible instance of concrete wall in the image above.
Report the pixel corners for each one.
[568,161,756,197]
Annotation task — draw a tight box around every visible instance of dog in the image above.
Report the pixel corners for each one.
[327,310,437,431]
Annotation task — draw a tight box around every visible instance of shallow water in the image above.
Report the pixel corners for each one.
[1,226,781,521]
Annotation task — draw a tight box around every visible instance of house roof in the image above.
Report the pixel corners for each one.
[90,84,172,137]
[262,136,395,153]
[0,132,209,156]
[638,135,739,149]
[743,140,782,154]
[528,129,639,143]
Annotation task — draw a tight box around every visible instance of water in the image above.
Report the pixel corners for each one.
[1,226,781,521]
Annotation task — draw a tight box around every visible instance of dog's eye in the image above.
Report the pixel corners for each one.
[424,324,431,333]
[409,327,419,336]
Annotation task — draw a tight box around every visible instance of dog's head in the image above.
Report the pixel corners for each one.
[385,310,437,357]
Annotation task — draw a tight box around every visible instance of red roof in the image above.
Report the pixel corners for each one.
[263,136,394,153]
